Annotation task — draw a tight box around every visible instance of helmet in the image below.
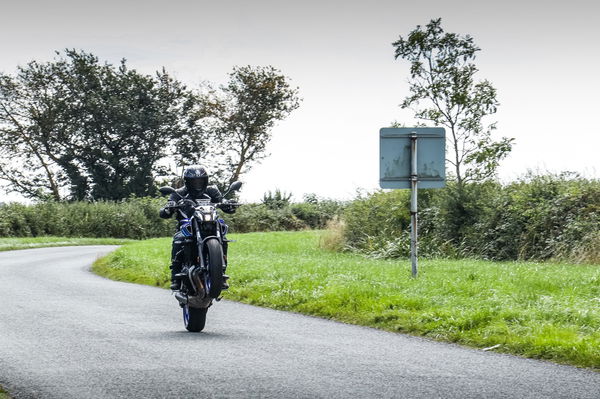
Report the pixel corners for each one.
[183,165,209,196]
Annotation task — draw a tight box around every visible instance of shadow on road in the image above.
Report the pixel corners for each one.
[150,330,240,341]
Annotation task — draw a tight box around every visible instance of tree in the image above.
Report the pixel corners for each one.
[0,53,300,200]
[0,50,195,200]
[186,66,300,188]
[392,18,514,187]
[0,61,64,201]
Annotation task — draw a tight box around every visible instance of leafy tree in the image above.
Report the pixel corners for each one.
[0,50,194,200]
[0,53,300,200]
[392,18,514,186]
[188,66,300,188]
[0,62,64,200]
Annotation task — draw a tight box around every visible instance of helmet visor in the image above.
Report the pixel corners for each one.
[187,177,207,191]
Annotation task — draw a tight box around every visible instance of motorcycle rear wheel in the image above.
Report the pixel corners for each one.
[183,305,208,332]
[206,238,225,298]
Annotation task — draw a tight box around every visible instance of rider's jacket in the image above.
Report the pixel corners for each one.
[159,186,225,221]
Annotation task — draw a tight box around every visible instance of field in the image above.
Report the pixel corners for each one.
[92,230,600,369]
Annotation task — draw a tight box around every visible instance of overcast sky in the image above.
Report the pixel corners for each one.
[1,0,598,202]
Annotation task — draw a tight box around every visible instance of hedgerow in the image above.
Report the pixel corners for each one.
[339,173,600,263]
[0,196,345,239]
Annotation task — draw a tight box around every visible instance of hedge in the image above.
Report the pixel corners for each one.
[0,197,345,239]
[340,173,600,263]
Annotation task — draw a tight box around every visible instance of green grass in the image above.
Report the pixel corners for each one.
[93,230,600,369]
[0,386,10,399]
[0,237,132,252]
[93,237,171,287]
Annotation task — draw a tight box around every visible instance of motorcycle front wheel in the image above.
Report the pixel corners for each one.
[205,238,225,298]
[183,305,208,332]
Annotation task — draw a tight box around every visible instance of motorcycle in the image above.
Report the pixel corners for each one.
[158,181,242,332]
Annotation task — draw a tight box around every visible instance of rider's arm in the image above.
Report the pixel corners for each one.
[206,186,236,214]
[206,186,223,203]
[219,203,236,214]
[159,194,178,219]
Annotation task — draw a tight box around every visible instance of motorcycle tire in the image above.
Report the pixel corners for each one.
[183,305,208,332]
[206,238,225,298]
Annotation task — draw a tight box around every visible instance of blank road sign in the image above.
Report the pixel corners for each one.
[379,127,446,189]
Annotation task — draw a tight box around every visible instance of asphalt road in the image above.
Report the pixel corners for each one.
[0,246,598,399]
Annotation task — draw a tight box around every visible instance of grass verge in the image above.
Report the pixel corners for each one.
[0,386,10,399]
[0,237,132,252]
[93,230,600,369]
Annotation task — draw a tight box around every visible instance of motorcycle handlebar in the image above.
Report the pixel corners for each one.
[167,200,242,209]
[219,202,241,207]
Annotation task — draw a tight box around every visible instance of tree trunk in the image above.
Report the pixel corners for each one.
[230,146,247,184]
[450,126,463,189]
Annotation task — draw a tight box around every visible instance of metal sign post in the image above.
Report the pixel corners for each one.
[410,133,418,277]
[379,127,445,277]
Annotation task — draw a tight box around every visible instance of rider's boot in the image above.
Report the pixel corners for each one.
[170,261,182,291]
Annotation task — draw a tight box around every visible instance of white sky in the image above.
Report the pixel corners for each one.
[1,0,598,202]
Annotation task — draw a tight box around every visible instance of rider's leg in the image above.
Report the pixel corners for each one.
[222,240,228,264]
[221,238,229,290]
[170,232,184,290]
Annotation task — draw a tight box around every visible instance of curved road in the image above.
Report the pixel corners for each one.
[0,246,598,398]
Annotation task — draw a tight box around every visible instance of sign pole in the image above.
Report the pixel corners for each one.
[410,132,418,278]
[379,127,445,278]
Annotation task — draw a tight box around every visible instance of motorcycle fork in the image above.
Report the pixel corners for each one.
[182,238,194,263]
[192,218,206,270]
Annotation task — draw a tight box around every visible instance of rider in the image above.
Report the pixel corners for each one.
[159,165,236,290]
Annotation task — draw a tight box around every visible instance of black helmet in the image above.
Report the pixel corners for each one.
[183,165,209,195]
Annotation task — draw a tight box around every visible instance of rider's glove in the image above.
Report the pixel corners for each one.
[163,201,176,215]
[219,200,236,214]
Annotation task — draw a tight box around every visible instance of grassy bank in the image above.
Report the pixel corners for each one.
[0,237,132,252]
[93,230,600,369]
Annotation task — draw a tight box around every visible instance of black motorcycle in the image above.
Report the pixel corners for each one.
[159,181,242,332]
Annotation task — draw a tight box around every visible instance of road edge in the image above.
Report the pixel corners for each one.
[0,384,12,399]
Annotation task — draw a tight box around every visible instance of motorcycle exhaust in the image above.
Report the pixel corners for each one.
[190,269,206,298]
[173,292,188,305]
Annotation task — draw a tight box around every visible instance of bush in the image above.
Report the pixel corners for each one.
[340,174,600,263]
[261,189,292,209]
[475,173,600,262]
[0,198,173,239]
[224,196,346,233]
[341,190,411,254]
[0,194,346,239]
[290,197,346,229]
[223,203,306,233]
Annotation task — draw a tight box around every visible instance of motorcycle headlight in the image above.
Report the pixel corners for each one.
[203,213,214,222]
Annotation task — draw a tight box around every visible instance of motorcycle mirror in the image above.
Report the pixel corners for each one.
[229,181,243,192]
[223,181,243,198]
[159,186,176,196]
